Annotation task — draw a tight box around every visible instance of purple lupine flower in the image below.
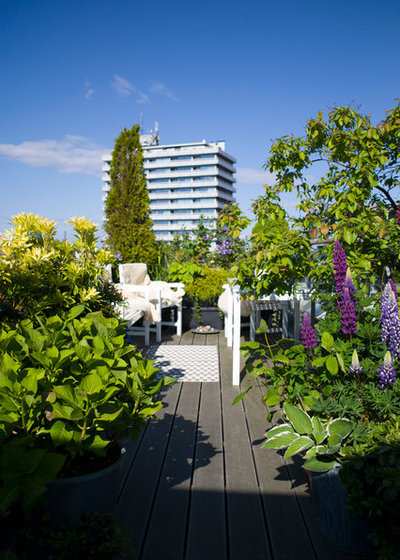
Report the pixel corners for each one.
[378,351,396,389]
[382,287,400,360]
[114,252,122,261]
[349,350,363,376]
[389,278,399,302]
[343,267,356,297]
[301,313,317,349]
[340,286,358,334]
[333,241,347,296]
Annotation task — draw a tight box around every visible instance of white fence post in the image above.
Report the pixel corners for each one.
[232,284,241,386]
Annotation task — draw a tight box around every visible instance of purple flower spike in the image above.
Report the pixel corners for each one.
[349,350,363,376]
[301,313,317,349]
[389,278,398,302]
[333,241,347,296]
[378,351,396,389]
[343,267,356,297]
[340,287,358,334]
[380,283,400,359]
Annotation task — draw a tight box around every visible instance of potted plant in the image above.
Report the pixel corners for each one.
[262,403,377,555]
[0,305,173,525]
[184,267,229,330]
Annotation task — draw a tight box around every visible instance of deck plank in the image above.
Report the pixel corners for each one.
[140,382,201,560]
[242,376,318,560]
[115,383,182,558]
[219,338,272,560]
[186,381,227,560]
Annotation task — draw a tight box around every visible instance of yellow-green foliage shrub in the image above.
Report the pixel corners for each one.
[0,213,119,323]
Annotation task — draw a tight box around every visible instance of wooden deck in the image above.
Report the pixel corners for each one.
[116,329,370,560]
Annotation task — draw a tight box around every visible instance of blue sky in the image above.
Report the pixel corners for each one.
[1,0,400,239]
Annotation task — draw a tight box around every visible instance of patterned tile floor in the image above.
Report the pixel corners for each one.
[147,345,219,382]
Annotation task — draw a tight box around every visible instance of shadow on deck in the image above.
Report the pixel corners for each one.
[116,329,370,560]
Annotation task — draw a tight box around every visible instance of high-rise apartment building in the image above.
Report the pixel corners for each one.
[102,131,236,241]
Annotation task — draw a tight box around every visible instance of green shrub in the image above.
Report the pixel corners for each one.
[0,213,119,325]
[0,306,173,513]
[185,267,229,306]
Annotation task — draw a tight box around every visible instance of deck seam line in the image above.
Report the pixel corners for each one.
[182,381,203,559]
[217,340,230,560]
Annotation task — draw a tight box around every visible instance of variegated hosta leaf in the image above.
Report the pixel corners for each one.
[304,446,317,460]
[264,424,294,438]
[327,418,353,440]
[283,403,312,435]
[284,436,314,460]
[311,416,326,445]
[261,431,298,450]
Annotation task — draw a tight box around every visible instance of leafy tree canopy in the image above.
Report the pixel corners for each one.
[238,102,400,296]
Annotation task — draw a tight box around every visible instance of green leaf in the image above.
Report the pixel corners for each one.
[265,424,294,438]
[321,332,334,350]
[53,384,76,404]
[303,457,336,472]
[50,420,74,446]
[283,403,312,435]
[80,372,103,394]
[261,431,298,450]
[336,352,345,372]
[312,356,327,367]
[257,318,268,334]
[232,387,252,405]
[311,416,326,445]
[284,436,314,460]
[327,418,353,440]
[322,384,332,397]
[68,305,85,320]
[265,387,281,407]
[326,355,338,375]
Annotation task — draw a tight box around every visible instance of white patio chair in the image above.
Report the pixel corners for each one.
[118,263,185,343]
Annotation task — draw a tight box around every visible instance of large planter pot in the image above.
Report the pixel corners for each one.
[46,447,126,527]
[183,305,224,331]
[310,465,377,556]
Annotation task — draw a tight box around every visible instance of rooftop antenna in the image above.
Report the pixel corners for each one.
[139,113,143,133]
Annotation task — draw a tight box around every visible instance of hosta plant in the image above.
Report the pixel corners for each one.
[262,402,354,472]
[0,306,173,513]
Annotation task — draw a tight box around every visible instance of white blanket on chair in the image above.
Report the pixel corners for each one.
[115,284,161,323]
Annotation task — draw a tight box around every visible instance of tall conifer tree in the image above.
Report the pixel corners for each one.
[104,125,158,268]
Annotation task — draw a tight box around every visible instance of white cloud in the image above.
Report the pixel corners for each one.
[0,136,108,176]
[85,80,95,100]
[112,74,149,104]
[236,167,276,185]
[150,82,178,101]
